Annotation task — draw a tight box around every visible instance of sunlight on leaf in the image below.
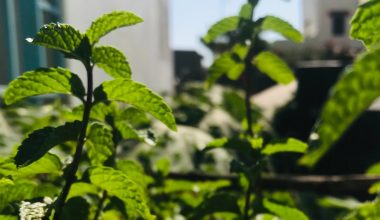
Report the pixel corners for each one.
[4,68,85,105]
[260,16,304,43]
[203,16,240,44]
[262,138,307,155]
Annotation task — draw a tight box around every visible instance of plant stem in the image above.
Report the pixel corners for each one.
[53,62,94,220]
[243,69,254,137]
[94,191,108,220]
[243,179,254,220]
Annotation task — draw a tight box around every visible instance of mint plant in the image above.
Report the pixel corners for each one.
[201,0,309,219]
[2,11,176,219]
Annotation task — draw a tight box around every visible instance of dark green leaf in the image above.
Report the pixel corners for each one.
[350,0,380,48]
[27,23,84,54]
[206,44,248,88]
[262,138,307,155]
[86,11,143,44]
[92,46,132,78]
[189,192,241,220]
[115,121,139,140]
[260,16,304,43]
[86,123,114,166]
[264,199,309,220]
[3,68,85,105]
[14,121,81,167]
[94,79,176,131]
[203,16,240,44]
[253,51,295,84]
[61,197,90,220]
[88,166,154,220]
[300,48,380,167]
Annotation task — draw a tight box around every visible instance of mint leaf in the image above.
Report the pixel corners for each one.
[86,123,114,166]
[253,51,295,84]
[203,16,240,44]
[262,138,307,155]
[260,16,304,43]
[4,67,85,105]
[206,44,248,88]
[86,11,143,44]
[14,121,81,167]
[88,166,154,220]
[264,199,309,220]
[92,46,132,78]
[351,0,380,48]
[300,48,380,167]
[28,23,86,57]
[67,182,99,200]
[239,3,254,20]
[94,79,176,131]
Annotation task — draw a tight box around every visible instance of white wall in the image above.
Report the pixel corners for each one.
[63,0,174,94]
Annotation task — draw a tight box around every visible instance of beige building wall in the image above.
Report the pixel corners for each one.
[63,0,174,94]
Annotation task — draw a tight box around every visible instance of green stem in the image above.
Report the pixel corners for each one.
[243,179,254,220]
[52,62,94,220]
[94,191,108,220]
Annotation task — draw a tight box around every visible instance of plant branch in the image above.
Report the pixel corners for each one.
[53,62,94,220]
[243,180,253,220]
[94,191,108,220]
[168,172,380,195]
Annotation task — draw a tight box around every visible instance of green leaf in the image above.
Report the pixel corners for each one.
[94,79,177,131]
[206,44,248,88]
[366,162,380,175]
[319,196,361,210]
[92,46,132,78]
[61,197,90,220]
[88,166,154,220]
[116,160,147,188]
[189,192,241,220]
[263,199,309,220]
[254,214,280,220]
[253,51,295,84]
[260,16,304,43]
[369,182,380,194]
[262,138,307,155]
[350,0,380,48]
[27,23,84,55]
[0,153,62,178]
[114,121,140,140]
[300,48,380,167]
[203,16,240,44]
[0,215,17,220]
[86,123,114,166]
[67,182,99,200]
[239,3,254,20]
[0,180,58,212]
[205,137,260,165]
[86,11,143,44]
[14,121,81,167]
[3,67,85,105]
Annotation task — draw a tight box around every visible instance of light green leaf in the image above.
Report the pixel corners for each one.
[92,46,132,78]
[28,23,84,55]
[86,11,143,44]
[263,199,309,220]
[350,0,380,48]
[88,166,154,220]
[115,121,139,140]
[86,123,114,166]
[67,182,99,200]
[203,16,240,44]
[206,44,248,88]
[0,154,62,178]
[14,121,81,167]
[3,68,85,105]
[255,214,280,220]
[239,3,254,20]
[260,16,304,43]
[116,160,147,188]
[369,182,380,194]
[262,138,307,155]
[319,196,361,210]
[366,162,380,175]
[300,48,380,167]
[94,79,176,131]
[0,215,17,220]
[253,51,295,84]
